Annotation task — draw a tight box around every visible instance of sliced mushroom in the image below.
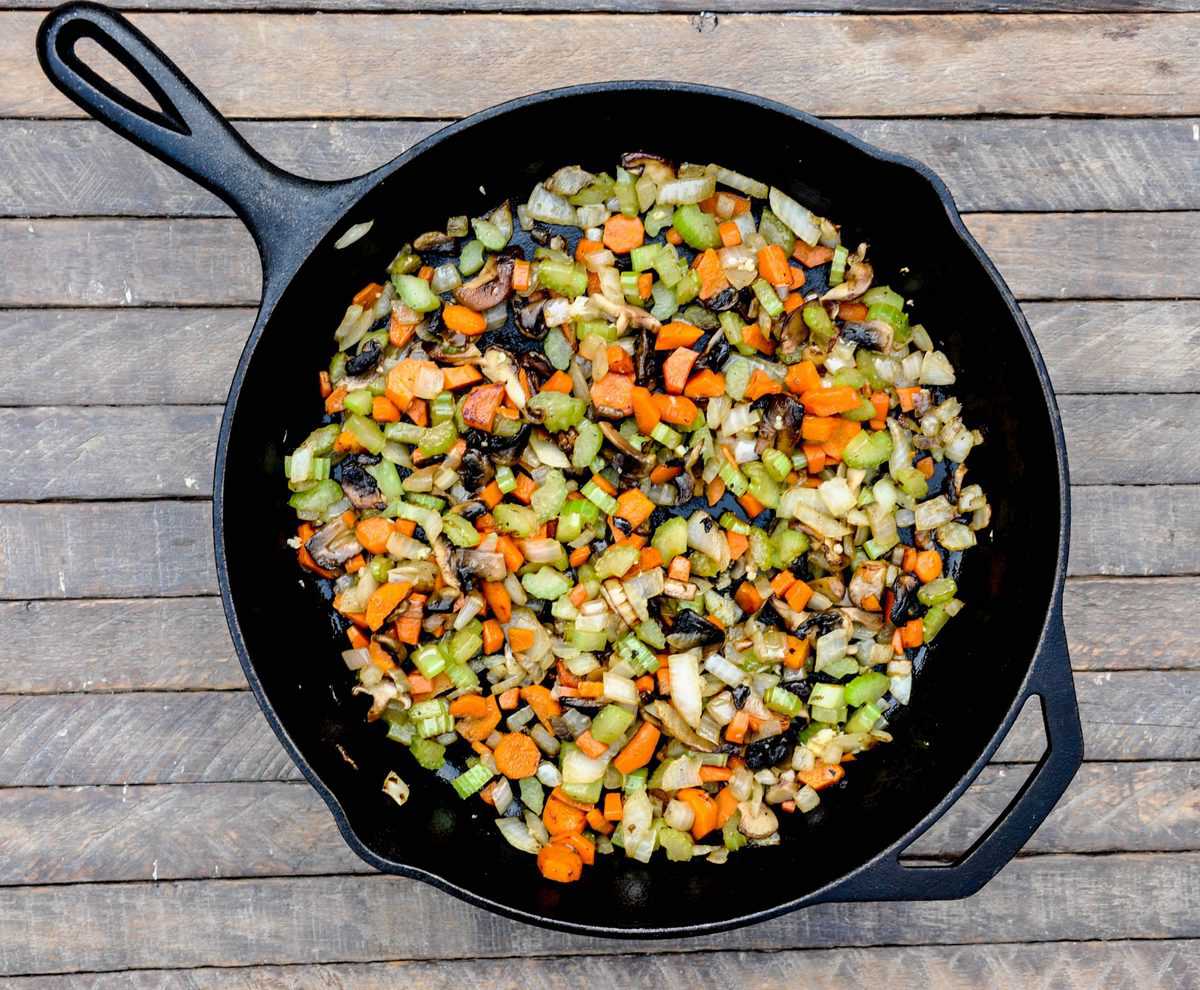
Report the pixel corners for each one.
[600,421,651,462]
[837,606,884,635]
[821,255,873,302]
[458,448,494,494]
[337,455,387,510]
[840,320,894,353]
[777,308,809,364]
[737,800,779,839]
[305,517,362,569]
[431,537,462,595]
[428,334,483,366]
[848,561,887,610]
[413,230,456,251]
[453,549,507,585]
[666,609,724,649]
[754,393,805,455]
[454,254,515,312]
[694,327,731,373]
[890,573,919,625]
[353,678,398,721]
[515,299,548,340]
[344,339,383,377]
[620,151,675,184]
[633,325,656,383]
[589,293,661,332]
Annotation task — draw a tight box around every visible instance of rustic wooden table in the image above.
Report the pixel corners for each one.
[0,1,1198,985]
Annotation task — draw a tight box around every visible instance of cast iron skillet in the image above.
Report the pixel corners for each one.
[38,1,1084,938]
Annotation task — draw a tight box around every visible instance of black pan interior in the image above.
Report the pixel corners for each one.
[219,86,1063,933]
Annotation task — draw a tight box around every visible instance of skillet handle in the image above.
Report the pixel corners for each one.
[37,2,367,282]
[821,610,1082,903]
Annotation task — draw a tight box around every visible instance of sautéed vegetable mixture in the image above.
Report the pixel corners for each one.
[285,153,990,883]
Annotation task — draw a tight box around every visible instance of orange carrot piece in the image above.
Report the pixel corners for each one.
[792,241,835,267]
[785,578,814,612]
[371,395,401,422]
[839,301,868,321]
[406,398,428,428]
[667,555,691,583]
[718,220,742,247]
[352,283,384,308]
[612,721,661,775]
[575,730,608,759]
[345,625,369,650]
[734,581,763,614]
[739,320,774,356]
[665,227,683,246]
[521,684,562,729]
[782,293,803,314]
[802,444,826,474]
[615,489,656,529]
[553,830,596,864]
[498,687,520,710]
[482,580,512,623]
[683,369,726,398]
[577,680,605,699]
[511,258,532,292]
[508,627,536,653]
[365,581,412,632]
[662,346,700,395]
[589,373,635,416]
[449,694,489,718]
[726,530,749,560]
[695,248,728,300]
[493,732,541,779]
[461,382,507,432]
[725,709,750,744]
[603,792,623,822]
[543,796,587,837]
[901,618,924,649]
[442,303,487,336]
[797,761,846,791]
[757,244,791,285]
[606,344,634,375]
[324,386,347,415]
[631,386,661,435]
[575,238,604,262]
[699,765,732,783]
[318,370,333,398]
[676,788,718,840]
[914,549,943,583]
[744,369,783,401]
[800,386,861,417]
[636,271,653,299]
[784,635,810,670]
[441,365,483,391]
[541,370,574,394]
[715,785,739,826]
[770,570,797,597]
[916,456,936,479]
[655,321,704,350]
[511,472,538,505]
[738,491,765,519]
[802,417,838,442]
[602,214,645,254]
[355,517,394,555]
[648,464,681,485]
[569,545,592,568]
[652,393,699,426]
[896,386,921,412]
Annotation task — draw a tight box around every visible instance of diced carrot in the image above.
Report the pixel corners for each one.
[395,518,417,538]
[699,765,732,783]
[569,544,592,568]
[345,626,369,650]
[587,270,602,296]
[458,694,502,742]
[442,365,483,391]
[839,301,869,322]
[603,792,623,822]
[511,472,538,505]
[577,680,604,699]
[589,373,635,416]
[683,369,726,398]
[365,581,412,632]
[917,456,936,479]
[442,303,487,336]
[725,709,751,744]
[792,241,835,267]
[676,788,718,841]
[615,489,656,529]
[655,321,704,351]
[449,694,488,718]
[667,555,691,583]
[797,761,845,791]
[482,619,504,655]
[418,265,434,281]
[461,382,507,431]
[631,386,661,435]
[521,684,562,729]
[508,627,536,653]
[482,580,512,623]
[869,391,889,424]
[665,227,683,246]
[784,634,810,670]
[822,419,862,461]
[651,393,698,426]
[511,258,532,292]
[901,618,924,649]
[718,220,742,247]
[695,248,728,300]
[785,579,814,612]
[612,721,661,775]
[388,311,418,349]
[782,293,804,314]
[726,530,749,561]
[543,797,587,837]
[770,569,796,597]
[406,398,428,428]
[575,238,604,262]
[606,344,634,375]
[541,370,574,394]
[371,395,401,422]
[662,347,700,395]
[639,546,663,571]
[897,386,922,412]
[318,370,332,398]
[324,386,347,415]
[636,271,653,300]
[575,730,608,759]
[494,732,541,779]
[902,547,918,573]
[803,444,826,474]
[591,474,617,496]
[715,785,739,826]
[757,244,791,285]
[297,543,338,579]
[352,283,384,308]
[649,464,681,485]
[790,265,806,289]
[739,320,774,356]
[744,369,783,400]
[734,581,763,614]
[355,517,394,555]
[800,386,861,417]
[785,363,820,400]
[738,491,765,519]
[479,481,503,509]
[801,416,838,442]
[568,584,589,608]
[602,214,645,254]
[554,830,597,864]
[915,549,943,583]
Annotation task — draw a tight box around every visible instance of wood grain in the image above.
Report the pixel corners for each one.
[3,301,1195,407]
[0,762,1191,886]
[4,13,1199,119]
[3,213,1195,308]
[0,671,1189,786]
[0,485,1191,602]
[6,0,1200,11]
[0,854,1196,974]
[0,393,1190,501]
[0,575,1189,695]
[5,118,1199,217]
[6,941,1199,990]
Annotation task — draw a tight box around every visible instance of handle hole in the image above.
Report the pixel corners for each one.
[901,694,1046,864]
[62,27,189,136]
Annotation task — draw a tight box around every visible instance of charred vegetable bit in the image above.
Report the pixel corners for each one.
[285,151,990,883]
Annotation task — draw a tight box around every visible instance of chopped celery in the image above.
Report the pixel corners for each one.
[543,328,573,371]
[674,269,701,306]
[445,661,481,692]
[417,420,457,457]
[862,286,904,311]
[495,465,516,494]
[442,512,481,548]
[595,543,640,580]
[409,737,446,770]
[842,397,879,422]
[918,577,957,606]
[718,458,749,497]
[832,368,867,389]
[723,812,747,851]
[672,204,721,250]
[528,391,586,432]
[636,618,666,650]
[430,391,456,426]
[581,478,618,515]
[653,244,687,288]
[572,626,608,652]
[562,779,603,804]
[650,280,680,321]
[406,493,445,511]
[758,208,796,255]
[494,503,539,538]
[772,524,809,568]
[458,238,486,276]
[519,776,545,814]
[617,635,660,674]
[830,244,848,285]
[345,414,387,454]
[388,244,421,276]
[743,462,780,509]
[532,469,567,523]
[752,278,785,318]
[802,301,836,350]
[842,430,893,469]
[893,465,930,499]
[658,825,694,862]
[449,620,484,663]
[411,643,449,679]
[621,270,643,304]
[392,274,441,313]
[651,516,689,562]
[288,479,343,514]
[522,566,572,600]
[762,448,792,482]
[343,389,374,417]
[471,216,508,251]
[590,704,636,744]
[577,319,619,342]
[844,671,890,707]
[923,604,951,642]
[615,167,639,217]
[845,702,883,734]
[644,205,673,238]
[451,763,493,799]
[650,421,683,452]
[537,259,588,298]
[623,767,648,794]
[808,683,845,711]
[369,556,392,583]
[630,243,661,272]
[764,685,805,717]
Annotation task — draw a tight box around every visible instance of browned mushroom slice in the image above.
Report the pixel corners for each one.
[413,230,456,251]
[590,293,661,331]
[620,151,676,184]
[305,517,362,569]
[453,254,515,312]
[821,257,873,302]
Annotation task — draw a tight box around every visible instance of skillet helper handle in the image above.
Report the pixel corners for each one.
[36,2,358,275]
[825,611,1082,903]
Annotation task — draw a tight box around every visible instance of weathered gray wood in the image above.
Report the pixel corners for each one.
[0,309,249,406]
[3,302,1195,407]
[0,407,217,500]
[0,598,242,692]
[5,119,1199,218]
[1069,485,1200,577]
[0,576,1189,695]
[7,941,1200,990]
[6,0,1200,11]
[1,485,1189,601]
[4,14,1200,119]
[0,502,216,599]
[0,393,1190,500]
[0,854,1196,974]
[0,762,1189,887]
[1063,576,1200,671]
[3,213,1195,309]
[0,671,1189,786]
[1025,301,1200,394]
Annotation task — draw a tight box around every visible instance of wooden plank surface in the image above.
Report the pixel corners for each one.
[6,941,1200,990]
[0,393,1190,501]
[5,118,1199,217]
[3,213,1196,308]
[2,485,1192,601]
[3,301,1195,406]
[0,670,1188,786]
[0,854,1196,975]
[4,13,1200,119]
[8,0,1200,11]
[0,762,1191,887]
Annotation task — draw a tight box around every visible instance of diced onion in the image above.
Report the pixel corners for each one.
[768,187,821,246]
[334,220,373,250]
[668,651,703,728]
[526,183,579,226]
[656,175,717,206]
[496,817,543,854]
